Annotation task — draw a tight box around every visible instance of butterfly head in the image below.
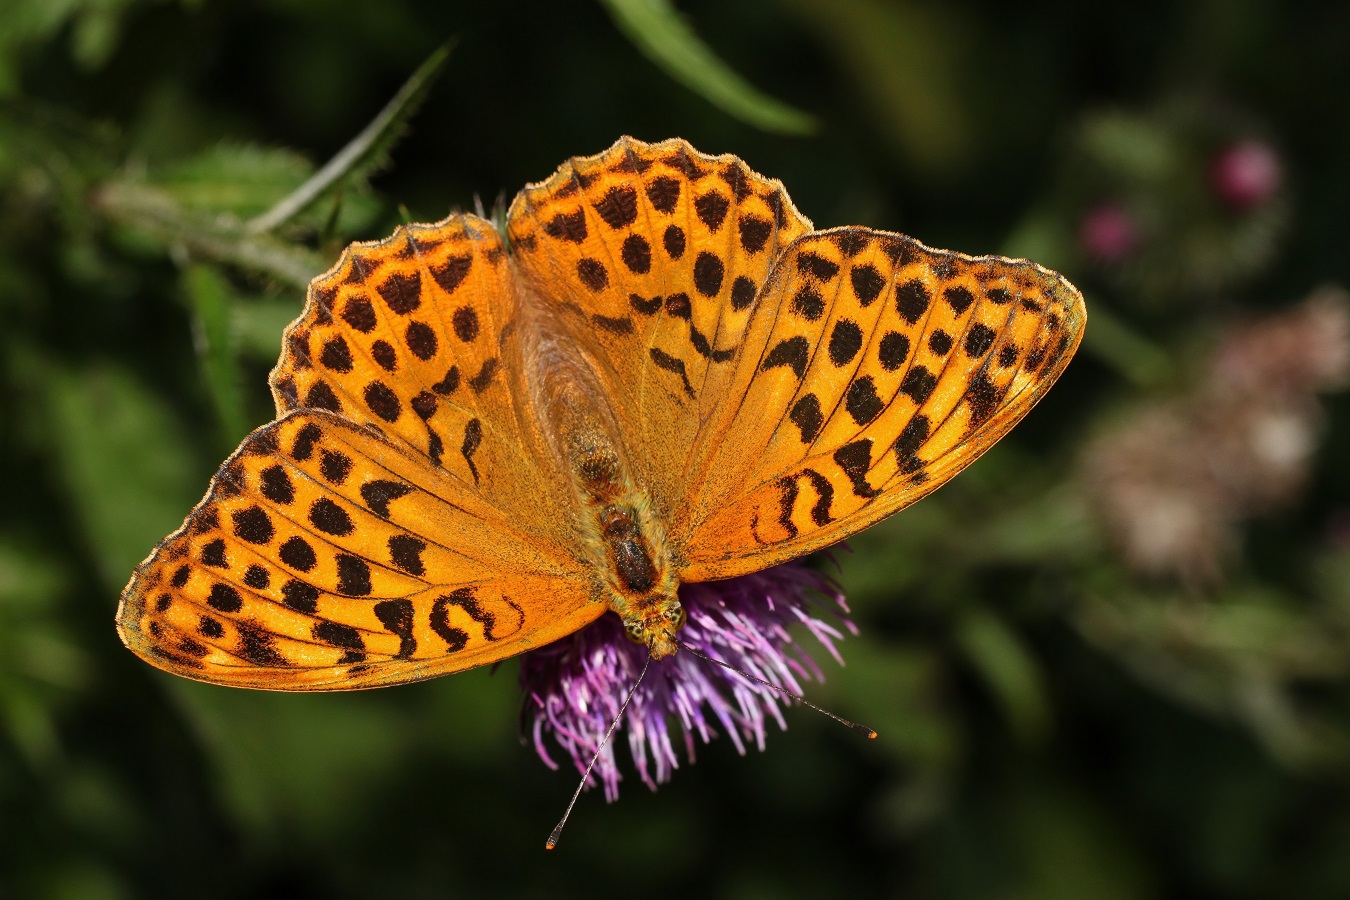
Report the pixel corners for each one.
[621,600,686,660]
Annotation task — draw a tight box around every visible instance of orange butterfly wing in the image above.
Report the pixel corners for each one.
[506,136,812,520]
[502,137,1085,583]
[679,229,1085,579]
[117,217,604,690]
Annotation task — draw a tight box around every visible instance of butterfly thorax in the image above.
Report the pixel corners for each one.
[523,316,685,659]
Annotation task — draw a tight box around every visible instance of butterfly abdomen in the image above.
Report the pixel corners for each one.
[524,318,684,656]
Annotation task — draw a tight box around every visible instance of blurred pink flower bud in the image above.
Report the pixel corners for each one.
[1079,203,1138,263]
[1210,139,1282,211]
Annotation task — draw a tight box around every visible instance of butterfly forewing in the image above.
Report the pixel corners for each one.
[272,213,576,538]
[507,137,812,519]
[678,228,1085,580]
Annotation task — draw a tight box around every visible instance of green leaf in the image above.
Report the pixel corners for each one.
[599,0,816,135]
[153,144,313,220]
[38,360,200,592]
[183,263,250,447]
[246,42,454,234]
[95,178,326,290]
[956,606,1051,745]
[785,0,971,170]
[232,294,302,363]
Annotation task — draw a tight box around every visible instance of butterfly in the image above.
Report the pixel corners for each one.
[117,136,1086,690]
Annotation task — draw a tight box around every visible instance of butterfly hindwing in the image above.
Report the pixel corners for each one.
[677,228,1086,580]
[117,413,604,689]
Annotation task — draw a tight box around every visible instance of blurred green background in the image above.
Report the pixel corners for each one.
[3,0,1350,896]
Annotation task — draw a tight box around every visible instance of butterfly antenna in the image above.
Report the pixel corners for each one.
[546,650,653,850]
[677,640,877,739]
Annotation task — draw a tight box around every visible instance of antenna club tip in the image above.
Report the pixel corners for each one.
[867,730,878,739]
[545,842,557,850]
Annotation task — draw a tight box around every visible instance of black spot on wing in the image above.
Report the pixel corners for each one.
[594,313,635,334]
[207,582,242,613]
[945,286,975,314]
[845,377,884,425]
[738,215,772,254]
[377,271,421,315]
[928,329,953,356]
[469,358,498,393]
[663,225,686,259]
[291,423,322,461]
[200,539,228,569]
[313,620,366,664]
[388,535,426,577]
[320,336,353,372]
[235,621,288,667]
[621,234,652,274]
[374,598,417,658]
[577,258,609,292]
[452,307,479,342]
[594,185,638,229]
[689,326,735,363]
[232,506,274,545]
[893,415,930,473]
[789,394,823,443]
[850,264,885,306]
[281,579,319,613]
[965,323,997,358]
[319,449,352,484]
[341,297,377,333]
[828,319,863,366]
[731,276,756,310]
[650,348,695,398]
[630,293,661,315]
[335,554,372,597]
[305,381,342,412]
[406,321,438,360]
[965,371,1003,429]
[430,255,472,294]
[430,595,470,652]
[762,336,810,378]
[279,536,317,572]
[901,366,937,404]
[361,480,413,517]
[834,440,880,497]
[791,286,825,321]
[461,419,483,483]
[544,208,587,243]
[260,465,294,504]
[693,252,724,297]
[646,175,680,213]
[310,498,354,535]
[798,252,840,281]
[694,191,730,232]
[411,391,437,420]
[895,280,931,324]
[364,382,401,422]
[878,332,910,371]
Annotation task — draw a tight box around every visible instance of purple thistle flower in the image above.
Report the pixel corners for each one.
[1209,139,1282,211]
[520,561,856,802]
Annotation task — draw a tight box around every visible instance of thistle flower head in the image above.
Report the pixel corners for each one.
[520,562,855,801]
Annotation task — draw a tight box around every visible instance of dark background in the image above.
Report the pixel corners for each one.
[3,0,1350,896]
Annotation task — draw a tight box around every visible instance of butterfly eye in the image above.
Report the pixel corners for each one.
[623,621,645,644]
[665,607,687,629]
